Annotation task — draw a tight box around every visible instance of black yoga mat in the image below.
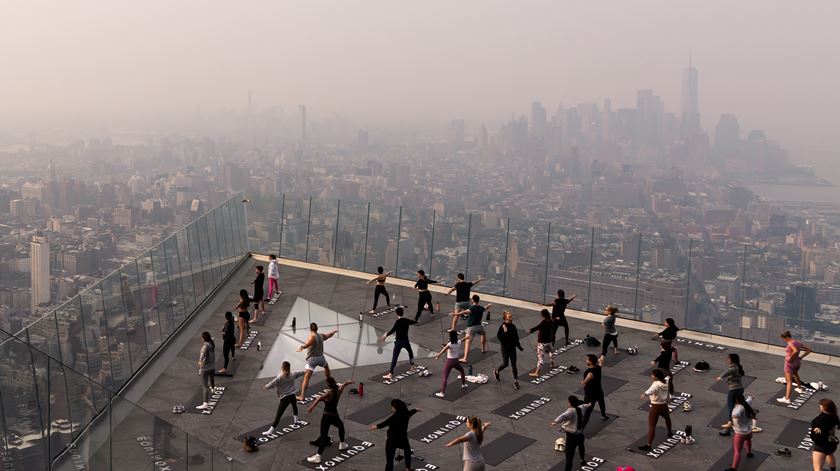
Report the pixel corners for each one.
[481,432,536,466]
[707,449,768,471]
[346,398,397,425]
[296,437,374,470]
[574,376,628,397]
[428,377,484,402]
[774,419,813,451]
[709,375,756,394]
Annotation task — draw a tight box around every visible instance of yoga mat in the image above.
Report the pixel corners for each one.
[481,432,536,466]
[575,376,628,397]
[233,417,310,444]
[774,419,813,451]
[296,437,374,470]
[346,398,396,425]
[707,449,768,471]
[428,378,484,402]
[408,413,467,443]
[491,393,552,420]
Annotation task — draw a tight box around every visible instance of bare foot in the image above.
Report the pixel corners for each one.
[459,358,468,363]
[528,371,540,377]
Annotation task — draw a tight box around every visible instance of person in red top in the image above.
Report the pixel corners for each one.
[528,309,556,377]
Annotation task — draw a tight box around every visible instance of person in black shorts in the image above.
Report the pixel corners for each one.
[580,354,609,427]
[307,377,353,464]
[652,317,680,363]
[456,295,492,363]
[811,398,839,471]
[252,265,265,323]
[367,266,393,313]
[413,270,437,321]
[446,273,484,330]
[544,289,576,347]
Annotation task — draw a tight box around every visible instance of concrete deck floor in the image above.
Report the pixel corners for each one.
[129,257,838,471]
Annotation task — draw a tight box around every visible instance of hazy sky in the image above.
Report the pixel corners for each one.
[1,1,838,161]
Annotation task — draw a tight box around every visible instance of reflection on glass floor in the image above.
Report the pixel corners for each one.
[260,297,434,378]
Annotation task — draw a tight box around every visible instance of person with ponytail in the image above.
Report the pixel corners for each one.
[445,415,490,471]
[778,330,812,404]
[726,392,757,471]
[638,369,673,451]
[551,395,592,471]
[196,331,216,410]
[811,398,840,471]
[716,353,746,436]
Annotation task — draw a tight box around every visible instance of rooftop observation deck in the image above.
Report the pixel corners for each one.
[114,254,839,471]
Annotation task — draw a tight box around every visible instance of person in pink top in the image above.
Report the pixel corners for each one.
[777,330,813,404]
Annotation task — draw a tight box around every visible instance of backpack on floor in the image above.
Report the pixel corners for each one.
[243,435,259,453]
[584,335,601,347]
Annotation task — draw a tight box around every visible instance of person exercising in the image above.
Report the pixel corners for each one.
[296,323,338,401]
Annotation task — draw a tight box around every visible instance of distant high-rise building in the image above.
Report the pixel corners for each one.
[714,113,740,157]
[449,119,465,148]
[31,232,50,312]
[636,90,663,149]
[530,102,547,139]
[681,55,701,137]
[300,105,307,143]
[357,129,369,152]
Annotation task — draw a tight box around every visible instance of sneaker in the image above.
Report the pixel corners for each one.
[751,425,763,433]
[196,403,210,410]
[368,310,375,314]
[307,454,321,464]
[638,444,652,451]
[339,442,349,450]
[776,397,791,404]
[382,373,393,380]
[747,452,754,458]
[493,369,500,382]
[795,387,805,394]
[461,383,469,389]
[435,392,445,398]
[513,381,520,390]
[262,427,276,436]
[601,415,610,421]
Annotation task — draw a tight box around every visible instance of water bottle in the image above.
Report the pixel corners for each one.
[435,302,440,312]
[291,317,296,328]
[358,382,364,397]
[468,365,473,376]
[359,312,364,322]
[257,341,261,351]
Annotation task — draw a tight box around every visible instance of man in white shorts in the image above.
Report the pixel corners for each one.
[296,323,338,400]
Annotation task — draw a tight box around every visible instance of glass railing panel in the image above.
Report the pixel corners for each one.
[79,286,111,389]
[163,237,187,327]
[206,208,223,286]
[175,228,197,314]
[196,214,217,291]
[136,252,164,354]
[0,329,48,471]
[364,202,400,274]
[186,223,207,302]
[545,224,594,310]
[55,296,90,378]
[280,195,310,261]
[430,210,469,285]
[467,214,507,296]
[334,200,369,271]
[100,272,132,387]
[23,311,61,367]
[505,218,549,303]
[306,198,339,266]
[150,246,176,342]
[396,206,434,279]
[120,261,151,370]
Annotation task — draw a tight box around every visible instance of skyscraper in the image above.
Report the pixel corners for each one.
[681,55,701,137]
[31,232,50,312]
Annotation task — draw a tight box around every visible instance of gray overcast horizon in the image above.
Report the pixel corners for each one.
[1,1,838,165]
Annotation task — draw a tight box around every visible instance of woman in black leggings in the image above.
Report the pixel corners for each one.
[367,266,392,313]
[307,377,353,464]
[600,305,619,359]
[370,399,418,471]
[580,354,609,427]
[494,311,524,390]
[218,311,236,374]
[551,395,591,471]
[414,270,437,321]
